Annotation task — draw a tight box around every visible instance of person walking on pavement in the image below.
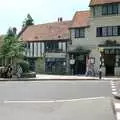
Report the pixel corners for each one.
[99,65,102,79]
[7,64,13,78]
[16,65,23,78]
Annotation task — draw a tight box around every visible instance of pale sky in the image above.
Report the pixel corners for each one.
[0,0,90,34]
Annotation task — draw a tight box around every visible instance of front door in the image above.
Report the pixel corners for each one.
[104,54,115,76]
[74,55,86,75]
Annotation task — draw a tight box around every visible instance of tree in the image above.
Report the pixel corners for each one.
[22,14,34,28]
[0,27,24,66]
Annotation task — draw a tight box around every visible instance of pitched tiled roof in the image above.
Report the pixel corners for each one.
[20,21,72,42]
[89,0,120,6]
[70,11,90,28]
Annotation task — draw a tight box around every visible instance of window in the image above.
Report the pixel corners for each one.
[27,42,30,49]
[112,4,118,14]
[96,27,102,37]
[93,6,100,16]
[107,26,112,36]
[118,26,120,35]
[75,28,85,38]
[102,27,107,37]
[102,4,118,15]
[108,5,112,14]
[32,42,34,56]
[45,41,59,52]
[75,29,80,38]
[102,5,108,15]
[96,26,120,37]
[113,26,118,36]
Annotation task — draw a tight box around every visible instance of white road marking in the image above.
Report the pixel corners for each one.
[114,103,120,109]
[112,91,118,95]
[112,86,116,89]
[116,112,120,120]
[3,97,105,103]
[112,88,117,91]
[111,84,116,86]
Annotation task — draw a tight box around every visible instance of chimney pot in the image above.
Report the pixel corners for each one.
[58,18,60,22]
[60,17,63,22]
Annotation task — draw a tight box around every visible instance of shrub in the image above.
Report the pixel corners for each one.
[17,60,29,73]
[35,57,45,73]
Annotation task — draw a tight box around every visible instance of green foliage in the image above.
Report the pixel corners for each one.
[0,28,25,65]
[35,57,45,73]
[17,60,29,73]
[22,14,34,28]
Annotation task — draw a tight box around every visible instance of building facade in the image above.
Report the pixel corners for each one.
[20,0,120,76]
[69,0,120,76]
[20,20,71,74]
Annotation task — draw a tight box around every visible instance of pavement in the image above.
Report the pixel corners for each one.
[37,74,120,80]
[0,74,120,81]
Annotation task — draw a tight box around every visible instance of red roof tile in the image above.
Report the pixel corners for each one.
[70,11,90,28]
[90,0,120,6]
[20,21,72,42]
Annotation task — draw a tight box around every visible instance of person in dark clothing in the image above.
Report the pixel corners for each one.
[99,65,102,79]
[6,64,12,78]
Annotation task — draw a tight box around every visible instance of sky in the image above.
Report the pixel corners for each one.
[0,0,90,34]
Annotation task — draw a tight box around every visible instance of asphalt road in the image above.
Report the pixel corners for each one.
[0,98,115,120]
[0,80,112,101]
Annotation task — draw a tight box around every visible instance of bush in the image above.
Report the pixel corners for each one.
[17,60,29,73]
[35,57,45,73]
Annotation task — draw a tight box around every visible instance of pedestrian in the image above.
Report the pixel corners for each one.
[99,66,102,79]
[7,64,12,78]
[16,65,23,78]
[86,58,91,76]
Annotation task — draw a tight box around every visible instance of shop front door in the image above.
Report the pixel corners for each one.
[104,54,115,76]
[74,55,86,75]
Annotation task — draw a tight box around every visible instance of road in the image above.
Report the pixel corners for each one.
[0,80,112,101]
[0,80,116,120]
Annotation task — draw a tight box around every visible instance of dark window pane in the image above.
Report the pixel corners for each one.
[107,26,113,36]
[32,42,34,56]
[80,29,85,37]
[102,27,108,36]
[108,5,112,14]
[112,4,118,14]
[27,42,30,49]
[113,26,118,36]
[75,29,80,38]
[96,27,102,37]
[102,5,108,15]
[118,26,120,35]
